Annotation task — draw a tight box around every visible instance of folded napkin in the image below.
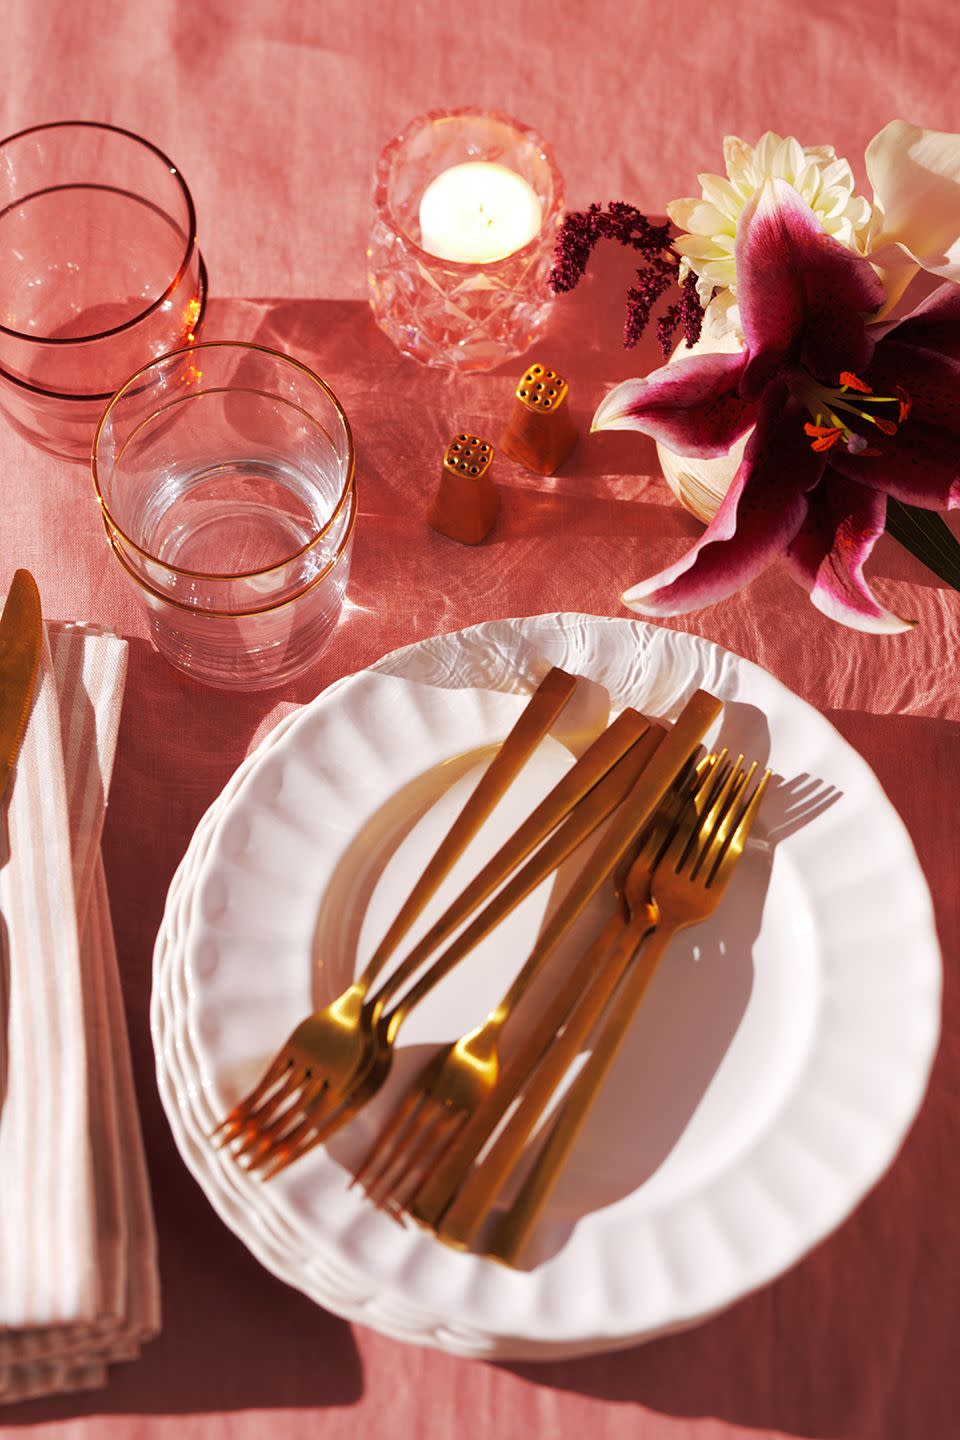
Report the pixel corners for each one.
[0,622,160,1405]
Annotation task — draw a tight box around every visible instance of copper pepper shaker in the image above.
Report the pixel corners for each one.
[499,362,577,475]
[426,433,499,545]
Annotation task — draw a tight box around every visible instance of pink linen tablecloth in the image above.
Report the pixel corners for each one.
[1,2,957,1437]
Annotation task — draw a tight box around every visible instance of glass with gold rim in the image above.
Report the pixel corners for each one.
[93,341,356,690]
[0,120,207,460]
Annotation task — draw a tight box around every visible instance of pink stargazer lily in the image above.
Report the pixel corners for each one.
[594,177,960,632]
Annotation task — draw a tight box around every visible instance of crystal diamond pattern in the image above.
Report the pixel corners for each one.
[367,110,563,372]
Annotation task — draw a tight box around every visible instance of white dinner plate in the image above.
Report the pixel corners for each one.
[152,614,941,1359]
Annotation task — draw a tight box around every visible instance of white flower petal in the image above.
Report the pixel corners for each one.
[796,162,821,205]
[754,131,783,175]
[697,172,744,218]
[820,158,855,193]
[777,136,806,184]
[695,272,715,306]
[673,234,729,261]
[828,217,855,246]
[701,289,741,338]
[667,199,734,236]
[818,187,852,221]
[666,196,702,227]
[866,119,960,314]
[846,195,873,228]
[721,136,754,185]
[700,258,738,287]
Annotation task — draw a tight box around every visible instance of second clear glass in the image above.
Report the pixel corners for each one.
[93,342,356,691]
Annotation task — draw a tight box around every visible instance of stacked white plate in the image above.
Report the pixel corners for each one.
[151,614,941,1360]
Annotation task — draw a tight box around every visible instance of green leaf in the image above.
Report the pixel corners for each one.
[885,498,960,592]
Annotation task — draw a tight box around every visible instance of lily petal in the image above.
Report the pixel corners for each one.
[884,281,960,361]
[591,349,756,458]
[866,120,960,317]
[867,339,960,436]
[622,387,823,615]
[736,178,884,395]
[785,474,914,633]
[830,419,960,510]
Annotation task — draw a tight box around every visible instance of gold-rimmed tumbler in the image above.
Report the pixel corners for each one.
[0,120,207,460]
[93,342,356,690]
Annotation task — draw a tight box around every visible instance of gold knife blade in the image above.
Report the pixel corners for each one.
[0,570,43,808]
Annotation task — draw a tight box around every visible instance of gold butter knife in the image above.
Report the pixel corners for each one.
[0,570,43,818]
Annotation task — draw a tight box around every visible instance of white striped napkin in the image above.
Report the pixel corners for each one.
[0,622,160,1405]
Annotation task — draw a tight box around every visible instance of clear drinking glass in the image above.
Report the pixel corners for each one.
[93,343,356,691]
[367,108,564,371]
[0,121,207,460]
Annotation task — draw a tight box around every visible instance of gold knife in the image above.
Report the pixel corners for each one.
[0,570,43,812]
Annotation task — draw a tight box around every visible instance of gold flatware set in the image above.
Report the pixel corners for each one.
[215,667,770,1264]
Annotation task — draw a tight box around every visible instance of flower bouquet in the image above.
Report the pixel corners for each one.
[556,122,960,632]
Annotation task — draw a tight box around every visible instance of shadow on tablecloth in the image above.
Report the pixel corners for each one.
[503,709,959,1440]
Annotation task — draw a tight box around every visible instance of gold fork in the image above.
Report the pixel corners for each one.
[213,666,579,1149]
[485,757,770,1265]
[351,691,723,1207]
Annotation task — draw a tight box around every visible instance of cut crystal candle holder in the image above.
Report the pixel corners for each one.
[367,109,564,372]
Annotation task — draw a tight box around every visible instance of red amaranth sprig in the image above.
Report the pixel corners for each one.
[550,202,706,355]
[655,270,705,354]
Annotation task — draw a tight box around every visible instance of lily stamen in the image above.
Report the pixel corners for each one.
[797,372,910,454]
[839,370,872,393]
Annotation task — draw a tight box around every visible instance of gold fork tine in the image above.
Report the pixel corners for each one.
[257,1088,367,1180]
[349,1080,437,1195]
[258,1038,445,1180]
[690,759,754,879]
[366,1110,457,1210]
[707,764,769,886]
[228,1066,309,1151]
[668,753,742,873]
[212,1055,293,1140]
[233,1071,331,1165]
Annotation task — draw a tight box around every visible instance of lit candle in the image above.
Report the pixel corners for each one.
[418,161,543,264]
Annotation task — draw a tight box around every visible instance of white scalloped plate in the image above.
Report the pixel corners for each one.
[151,614,941,1359]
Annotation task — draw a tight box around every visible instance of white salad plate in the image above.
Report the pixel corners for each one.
[151,614,941,1360]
